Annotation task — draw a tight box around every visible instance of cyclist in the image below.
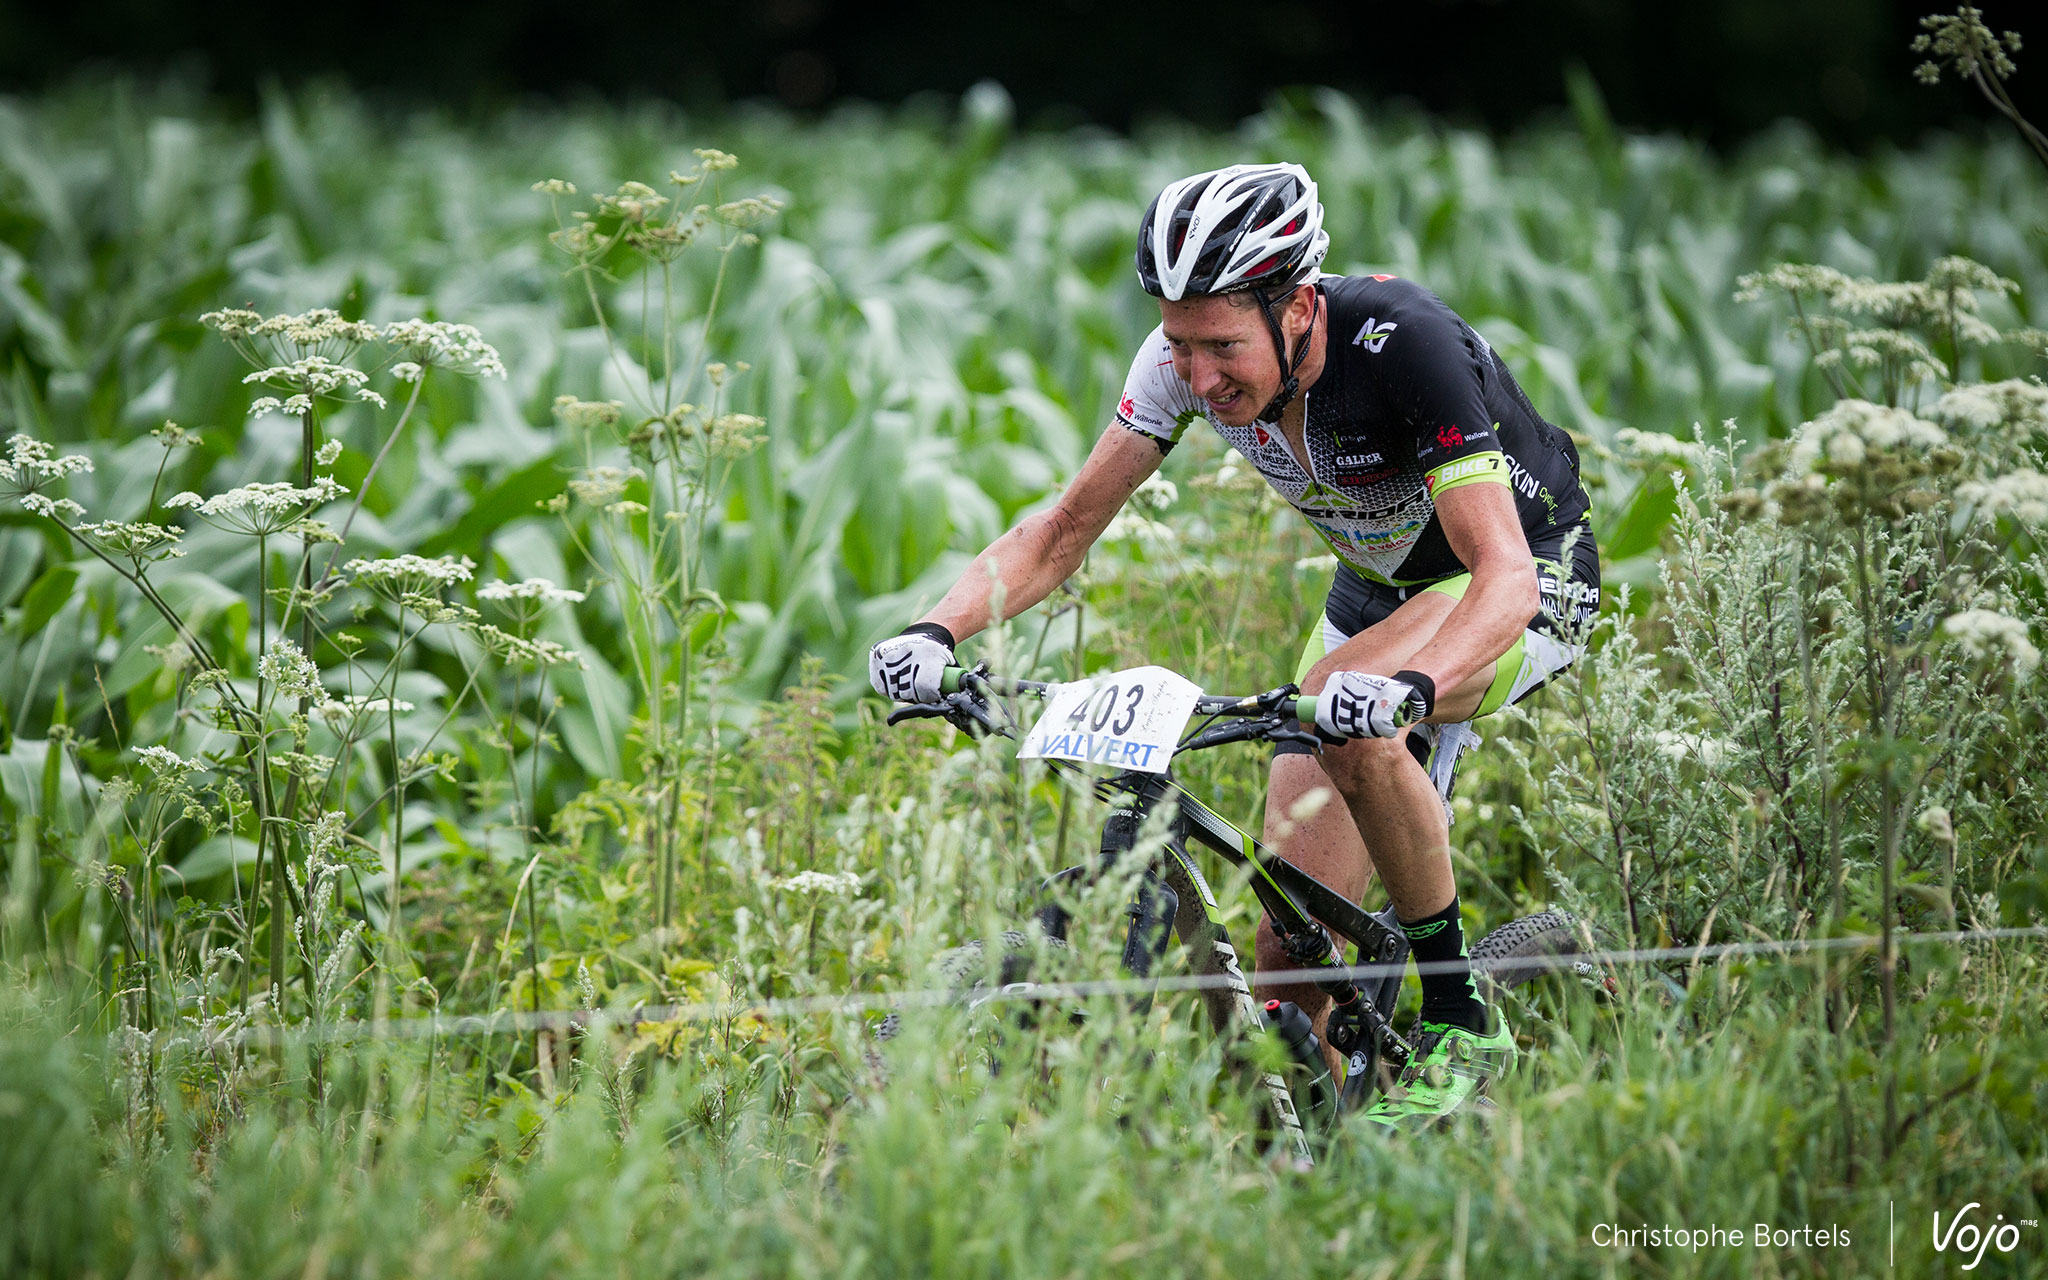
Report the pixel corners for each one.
[869,162,1599,1126]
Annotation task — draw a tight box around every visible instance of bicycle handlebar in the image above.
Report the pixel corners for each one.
[939,665,1316,724]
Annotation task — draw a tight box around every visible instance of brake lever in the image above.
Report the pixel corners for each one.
[1265,724,1326,751]
[885,704,950,726]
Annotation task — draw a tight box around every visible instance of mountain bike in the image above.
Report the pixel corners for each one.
[881,661,1590,1165]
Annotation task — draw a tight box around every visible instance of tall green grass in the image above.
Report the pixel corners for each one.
[0,75,2044,1278]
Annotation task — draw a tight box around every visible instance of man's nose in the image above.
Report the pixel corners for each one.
[1187,351,1225,396]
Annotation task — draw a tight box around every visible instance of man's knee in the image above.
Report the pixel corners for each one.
[1318,733,1417,790]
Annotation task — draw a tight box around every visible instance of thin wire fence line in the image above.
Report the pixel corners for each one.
[194,923,2048,1048]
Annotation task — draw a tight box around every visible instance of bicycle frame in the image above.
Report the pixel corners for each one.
[901,664,1422,1165]
[1037,760,1414,1156]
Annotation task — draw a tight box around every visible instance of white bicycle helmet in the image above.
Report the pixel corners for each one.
[1136,163,1328,301]
[1135,163,1331,419]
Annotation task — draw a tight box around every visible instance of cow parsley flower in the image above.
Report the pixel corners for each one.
[553,396,625,432]
[135,744,204,782]
[257,639,324,703]
[344,554,476,599]
[381,319,507,380]
[1942,608,2040,675]
[164,476,348,536]
[1,435,94,499]
[318,695,415,722]
[1135,473,1178,512]
[75,520,185,562]
[769,870,862,896]
[1958,469,2048,525]
[478,577,586,605]
[567,466,638,506]
[315,439,343,466]
[20,494,87,521]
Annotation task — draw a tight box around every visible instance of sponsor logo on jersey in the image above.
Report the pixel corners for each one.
[1437,424,1464,448]
[1371,274,1396,282]
[1333,451,1382,468]
[1505,450,1542,499]
[1118,394,1137,422]
[1254,425,1272,445]
[1352,317,1399,353]
[1425,454,1500,495]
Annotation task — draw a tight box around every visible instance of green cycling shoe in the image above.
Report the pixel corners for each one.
[1363,1011,1516,1129]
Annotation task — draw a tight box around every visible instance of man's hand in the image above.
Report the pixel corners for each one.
[869,624,956,705]
[1313,669,1435,739]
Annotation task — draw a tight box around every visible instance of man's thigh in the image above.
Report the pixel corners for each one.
[1297,587,1501,723]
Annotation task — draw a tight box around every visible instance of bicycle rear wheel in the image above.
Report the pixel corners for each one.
[1471,908,1605,999]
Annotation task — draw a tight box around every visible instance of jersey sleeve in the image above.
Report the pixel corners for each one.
[1387,293,1512,498]
[1113,326,1206,454]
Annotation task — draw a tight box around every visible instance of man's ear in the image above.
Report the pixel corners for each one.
[1286,282,1318,329]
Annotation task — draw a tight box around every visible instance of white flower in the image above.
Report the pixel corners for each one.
[1,434,93,494]
[315,439,343,466]
[567,466,638,506]
[380,319,506,380]
[390,362,422,383]
[1915,805,1955,843]
[20,493,86,521]
[1787,400,1947,479]
[317,695,415,722]
[257,639,324,703]
[1135,473,1178,512]
[1931,379,2048,434]
[477,577,586,605]
[164,477,348,536]
[1293,553,1338,573]
[244,357,374,398]
[344,554,476,597]
[1615,427,1707,465]
[1958,469,2048,525]
[1102,510,1175,548]
[1942,609,2041,675]
[135,744,204,781]
[75,520,183,561]
[552,396,624,431]
[769,870,862,896]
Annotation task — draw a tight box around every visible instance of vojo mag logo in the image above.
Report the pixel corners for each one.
[1352,317,1398,353]
[1932,1202,2036,1269]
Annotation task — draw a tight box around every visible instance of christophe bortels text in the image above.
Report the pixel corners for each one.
[1590,1223,1852,1252]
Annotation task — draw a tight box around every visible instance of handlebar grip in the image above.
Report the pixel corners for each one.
[1293,696,1315,725]
[940,666,966,695]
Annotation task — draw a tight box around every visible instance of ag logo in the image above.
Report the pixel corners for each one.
[1934,1203,2035,1270]
[1352,318,1398,353]
[1118,394,1137,421]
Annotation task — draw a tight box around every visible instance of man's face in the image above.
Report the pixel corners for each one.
[1159,287,1308,428]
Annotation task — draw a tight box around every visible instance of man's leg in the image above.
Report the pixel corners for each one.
[1253,589,1493,1033]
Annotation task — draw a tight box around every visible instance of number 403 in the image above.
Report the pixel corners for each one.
[1067,683,1145,736]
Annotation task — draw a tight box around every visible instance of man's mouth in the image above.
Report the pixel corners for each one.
[1206,389,1244,411]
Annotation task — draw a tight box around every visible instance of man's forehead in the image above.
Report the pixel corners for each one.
[1158,296,1261,341]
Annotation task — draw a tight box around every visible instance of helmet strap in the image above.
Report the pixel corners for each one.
[1253,283,1320,423]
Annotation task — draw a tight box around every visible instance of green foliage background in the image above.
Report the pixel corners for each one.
[0,74,2044,1278]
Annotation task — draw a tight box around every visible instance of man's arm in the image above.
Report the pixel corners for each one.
[918,423,1165,644]
[1404,481,1538,700]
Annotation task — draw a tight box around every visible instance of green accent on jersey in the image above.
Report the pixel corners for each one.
[1170,409,1203,443]
[1425,448,1510,497]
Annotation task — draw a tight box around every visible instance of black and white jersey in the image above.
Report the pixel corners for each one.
[1113,273,1591,587]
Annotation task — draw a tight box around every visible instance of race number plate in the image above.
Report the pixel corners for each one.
[1016,666,1202,774]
